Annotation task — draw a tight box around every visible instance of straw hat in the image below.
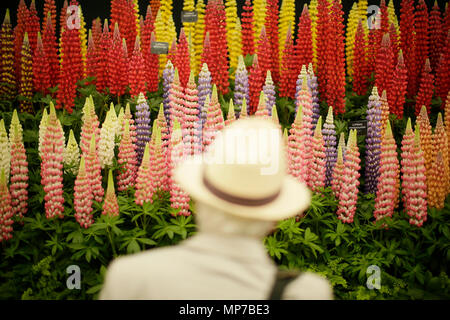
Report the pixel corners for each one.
[174,117,311,221]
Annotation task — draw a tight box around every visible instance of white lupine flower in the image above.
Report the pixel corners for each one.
[116,107,125,145]
[63,129,81,175]
[9,110,23,144]
[0,119,10,181]
[38,108,48,159]
[98,110,116,168]
[108,102,120,138]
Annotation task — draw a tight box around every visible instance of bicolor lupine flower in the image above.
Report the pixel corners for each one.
[40,104,64,219]
[168,69,185,131]
[310,116,326,192]
[98,106,117,169]
[379,90,390,138]
[38,108,48,159]
[135,93,152,165]
[203,85,225,152]
[331,144,345,200]
[338,132,346,161]
[226,99,236,126]
[103,169,119,216]
[307,63,320,129]
[183,72,201,156]
[234,56,250,115]
[135,143,153,205]
[428,151,448,209]
[0,168,13,242]
[287,106,308,183]
[156,103,170,151]
[150,121,169,192]
[240,97,249,119]
[74,156,93,228]
[0,10,16,100]
[63,129,80,176]
[0,119,10,182]
[374,121,399,222]
[122,103,137,144]
[168,120,190,216]
[336,130,361,224]
[85,135,104,203]
[255,91,270,118]
[198,63,212,125]
[18,33,33,114]
[117,120,138,192]
[263,70,276,116]
[323,106,337,187]
[80,97,101,155]
[365,86,382,194]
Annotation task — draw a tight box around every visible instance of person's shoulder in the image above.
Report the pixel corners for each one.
[283,271,334,300]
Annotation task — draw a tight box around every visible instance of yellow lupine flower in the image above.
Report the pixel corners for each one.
[229,18,242,80]
[225,0,238,60]
[309,0,319,71]
[346,2,360,77]
[78,6,87,79]
[278,0,295,60]
[253,0,267,40]
[194,0,206,76]
[182,0,196,45]
[387,0,399,34]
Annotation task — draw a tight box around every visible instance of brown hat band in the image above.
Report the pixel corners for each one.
[202,172,281,207]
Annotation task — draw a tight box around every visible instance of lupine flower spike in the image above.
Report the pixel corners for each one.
[365,86,382,194]
[117,120,138,192]
[0,120,11,182]
[85,135,104,203]
[428,152,448,209]
[234,56,250,115]
[183,71,201,156]
[323,106,337,187]
[225,99,236,126]
[331,144,344,200]
[263,70,276,116]
[63,129,80,175]
[103,169,119,216]
[135,143,153,205]
[198,63,212,125]
[135,93,152,165]
[74,156,94,228]
[0,168,13,242]
[98,105,117,169]
[310,116,326,192]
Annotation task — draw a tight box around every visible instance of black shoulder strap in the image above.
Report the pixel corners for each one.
[268,270,302,300]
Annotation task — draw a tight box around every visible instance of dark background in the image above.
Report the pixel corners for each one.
[0,1,447,36]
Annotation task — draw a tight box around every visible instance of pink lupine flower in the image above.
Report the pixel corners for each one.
[74,156,94,228]
[169,69,185,131]
[40,103,64,219]
[287,105,308,183]
[117,119,138,192]
[121,102,137,144]
[310,116,326,192]
[225,99,236,126]
[0,168,13,242]
[202,85,225,152]
[331,144,345,200]
[168,120,190,216]
[85,135,104,202]
[336,130,361,224]
[156,103,170,151]
[401,122,428,227]
[103,169,119,216]
[135,142,153,205]
[374,121,400,222]
[254,91,270,118]
[183,71,201,156]
[150,121,169,193]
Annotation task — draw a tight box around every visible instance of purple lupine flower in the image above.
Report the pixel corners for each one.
[323,106,337,187]
[135,92,151,166]
[308,63,320,130]
[163,60,175,126]
[233,55,249,116]
[198,63,212,127]
[365,86,382,194]
[263,70,275,116]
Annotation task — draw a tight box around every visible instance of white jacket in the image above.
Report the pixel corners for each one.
[99,232,333,300]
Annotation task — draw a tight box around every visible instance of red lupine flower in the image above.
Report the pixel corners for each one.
[374,121,400,222]
[103,169,119,216]
[86,30,97,86]
[167,36,178,66]
[14,0,29,84]
[336,130,360,224]
[56,1,83,113]
[33,33,51,96]
[108,23,126,96]
[248,54,265,113]
[145,32,159,92]
[26,0,40,55]
[43,0,57,34]
[375,34,394,102]
[278,28,296,99]
[400,0,418,99]
[388,22,399,62]
[295,4,313,76]
[204,0,229,95]
[316,0,331,101]
[200,32,211,70]
[0,168,13,242]
[41,103,64,219]
[74,156,94,228]
[256,26,271,83]
[111,0,137,53]
[128,36,146,98]
[84,135,104,203]
[42,12,59,89]
[388,50,408,119]
[96,20,111,94]
[0,10,17,100]
[241,0,255,56]
[168,120,190,216]
[352,20,368,96]
[150,0,160,20]
[18,33,33,114]
[414,0,429,77]
[415,59,434,115]
[175,28,191,88]
[264,0,280,84]
[429,1,443,72]
[141,6,155,55]
[91,18,102,48]
[117,119,138,192]
[59,0,68,35]
[435,31,450,107]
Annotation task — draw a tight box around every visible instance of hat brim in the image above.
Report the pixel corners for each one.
[173,157,311,221]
